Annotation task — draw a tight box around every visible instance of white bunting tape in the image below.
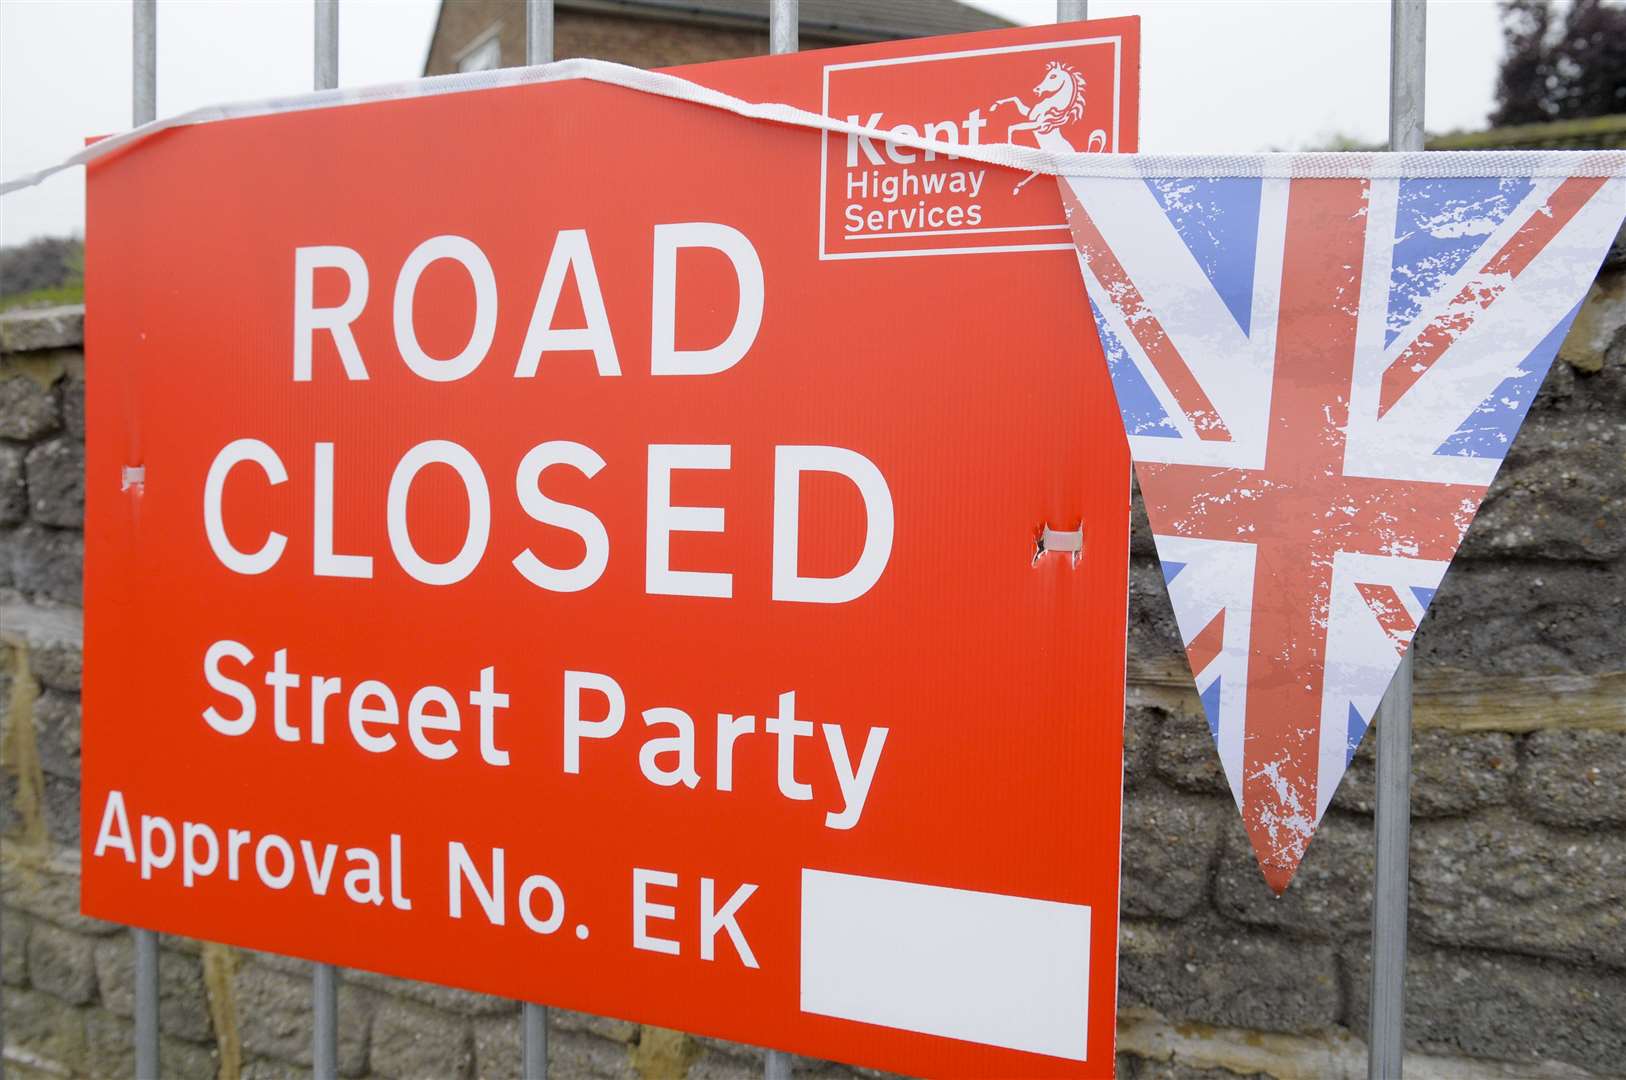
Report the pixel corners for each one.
[5,57,1626,197]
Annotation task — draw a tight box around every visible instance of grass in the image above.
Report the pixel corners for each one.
[0,282,85,313]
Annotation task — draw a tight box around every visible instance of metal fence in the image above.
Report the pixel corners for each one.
[114,0,1427,1077]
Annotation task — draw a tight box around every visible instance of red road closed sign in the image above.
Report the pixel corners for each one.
[83,20,1138,1077]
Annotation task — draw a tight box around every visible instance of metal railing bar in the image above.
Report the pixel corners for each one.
[1370,7,1426,1075]
[311,7,342,1075]
[313,961,339,1080]
[130,11,159,1077]
[133,927,159,1078]
[520,4,556,1074]
[761,2,796,1077]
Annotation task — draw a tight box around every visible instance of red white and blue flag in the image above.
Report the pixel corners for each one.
[1060,158,1626,890]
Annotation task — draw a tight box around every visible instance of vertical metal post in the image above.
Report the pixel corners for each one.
[522,999,549,1080]
[133,0,156,126]
[1368,650,1413,1079]
[768,0,797,54]
[522,5,556,1070]
[527,0,554,70]
[312,963,338,1080]
[310,8,342,1078]
[314,0,339,92]
[763,7,796,1080]
[1389,0,1427,154]
[1057,0,1088,21]
[131,11,160,1076]
[133,928,159,1078]
[1371,10,1425,1077]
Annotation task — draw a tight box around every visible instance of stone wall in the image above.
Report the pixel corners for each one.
[2,248,1623,1078]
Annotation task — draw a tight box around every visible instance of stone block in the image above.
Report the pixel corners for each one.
[473,1014,520,1079]
[61,369,84,440]
[1518,728,1626,827]
[369,997,473,1078]
[242,946,314,976]
[1333,726,1516,818]
[0,443,25,525]
[549,1027,637,1079]
[550,1006,639,1044]
[791,1062,864,1080]
[1459,413,1625,562]
[1129,1058,1268,1080]
[1,984,88,1074]
[1129,559,1184,664]
[1413,560,1624,675]
[26,920,97,1004]
[4,523,83,606]
[82,1006,219,1080]
[1560,268,1626,373]
[0,369,60,440]
[1346,945,1626,1077]
[1533,338,1626,416]
[233,961,371,1075]
[1214,812,1372,937]
[1120,787,1223,919]
[24,437,83,529]
[694,1038,840,1080]
[28,639,81,692]
[629,1026,700,1079]
[1122,705,1160,789]
[1411,810,1626,968]
[687,1044,764,1080]
[1410,729,1518,817]
[94,933,214,1042]
[31,688,79,779]
[1129,476,1157,559]
[0,762,16,837]
[344,966,518,1016]
[1153,711,1228,795]
[242,1058,316,1080]
[0,306,84,353]
[1117,917,1340,1035]
[3,907,28,985]
[0,851,118,935]
[42,773,79,846]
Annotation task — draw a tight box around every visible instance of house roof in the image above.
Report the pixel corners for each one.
[556,0,1013,42]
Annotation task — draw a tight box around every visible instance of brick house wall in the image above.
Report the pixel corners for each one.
[424,2,766,73]
[421,0,1010,76]
[3,247,1623,1077]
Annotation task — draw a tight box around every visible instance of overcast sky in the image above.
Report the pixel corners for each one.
[1,0,1508,248]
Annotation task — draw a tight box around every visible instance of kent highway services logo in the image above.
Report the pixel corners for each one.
[820,35,1125,260]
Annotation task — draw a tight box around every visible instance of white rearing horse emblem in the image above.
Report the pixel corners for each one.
[990,61,1108,193]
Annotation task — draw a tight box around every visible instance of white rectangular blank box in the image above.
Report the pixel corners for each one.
[800,869,1091,1061]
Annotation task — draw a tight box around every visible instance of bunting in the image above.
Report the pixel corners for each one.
[1060,159,1625,890]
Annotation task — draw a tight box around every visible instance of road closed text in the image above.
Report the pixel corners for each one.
[203,224,894,602]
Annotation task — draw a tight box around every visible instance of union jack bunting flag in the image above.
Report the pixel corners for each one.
[1059,156,1626,891]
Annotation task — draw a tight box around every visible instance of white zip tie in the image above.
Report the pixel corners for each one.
[1035,525,1084,567]
[5,56,1626,197]
[1039,526,1083,552]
